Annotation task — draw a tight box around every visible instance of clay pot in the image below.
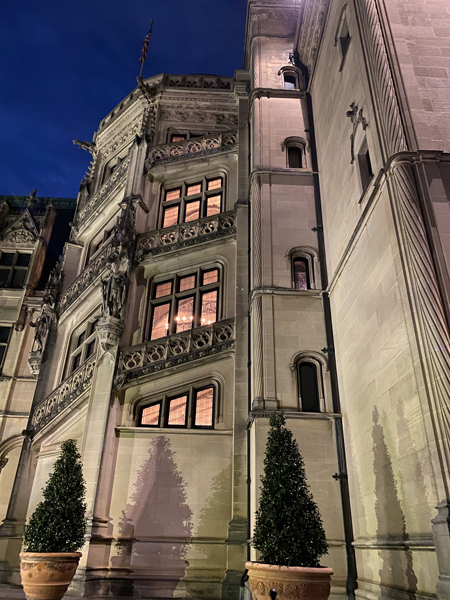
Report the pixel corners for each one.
[19,552,82,600]
[245,561,333,600]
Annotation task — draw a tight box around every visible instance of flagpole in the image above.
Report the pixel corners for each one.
[139,20,154,79]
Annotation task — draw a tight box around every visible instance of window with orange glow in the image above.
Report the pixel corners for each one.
[161,176,224,227]
[139,385,216,429]
[149,267,221,340]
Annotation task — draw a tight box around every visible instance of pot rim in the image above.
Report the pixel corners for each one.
[245,561,333,575]
[20,552,82,559]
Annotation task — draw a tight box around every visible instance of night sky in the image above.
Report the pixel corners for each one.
[0,1,247,199]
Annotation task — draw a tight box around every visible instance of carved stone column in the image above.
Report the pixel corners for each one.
[72,316,124,594]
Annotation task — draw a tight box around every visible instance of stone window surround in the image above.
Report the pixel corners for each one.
[146,261,224,341]
[334,4,351,72]
[287,246,319,291]
[63,311,100,380]
[137,381,220,430]
[281,136,309,170]
[277,65,305,91]
[290,350,330,414]
[0,250,32,290]
[159,173,227,230]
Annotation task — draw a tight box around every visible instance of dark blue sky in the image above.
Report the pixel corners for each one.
[0,1,247,199]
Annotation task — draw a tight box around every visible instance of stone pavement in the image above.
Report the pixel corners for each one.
[0,583,80,599]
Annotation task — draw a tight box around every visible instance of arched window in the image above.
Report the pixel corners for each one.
[288,146,303,168]
[283,74,297,90]
[282,137,307,170]
[291,351,329,413]
[298,362,320,413]
[293,257,309,290]
[289,248,317,290]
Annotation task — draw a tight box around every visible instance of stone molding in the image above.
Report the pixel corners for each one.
[31,354,97,433]
[164,74,234,90]
[158,109,238,126]
[96,316,124,355]
[115,318,235,388]
[58,237,115,316]
[136,210,236,261]
[297,0,331,76]
[72,155,130,232]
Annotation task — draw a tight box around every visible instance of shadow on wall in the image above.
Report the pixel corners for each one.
[372,407,418,596]
[112,435,193,597]
[185,466,231,599]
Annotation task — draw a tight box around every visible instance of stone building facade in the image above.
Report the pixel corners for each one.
[2,0,450,599]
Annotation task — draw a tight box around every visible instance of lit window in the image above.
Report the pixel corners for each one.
[293,258,310,290]
[0,252,31,289]
[0,326,12,373]
[66,318,98,376]
[161,177,224,227]
[139,385,215,429]
[149,268,220,340]
[170,134,187,142]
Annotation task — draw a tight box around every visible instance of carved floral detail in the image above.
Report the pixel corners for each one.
[31,355,97,432]
[116,318,235,388]
[136,210,236,261]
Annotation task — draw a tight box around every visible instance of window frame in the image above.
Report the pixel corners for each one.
[356,137,374,198]
[292,352,329,414]
[138,384,216,429]
[289,248,317,290]
[282,137,308,170]
[64,315,99,378]
[148,266,222,340]
[335,5,351,71]
[160,176,225,228]
[0,251,32,290]
[0,325,12,374]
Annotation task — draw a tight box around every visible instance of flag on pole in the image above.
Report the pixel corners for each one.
[139,21,154,65]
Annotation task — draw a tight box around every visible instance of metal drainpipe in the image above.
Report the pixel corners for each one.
[246,113,252,563]
[306,91,357,600]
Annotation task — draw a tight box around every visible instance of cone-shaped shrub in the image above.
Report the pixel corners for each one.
[252,411,328,567]
[23,439,87,553]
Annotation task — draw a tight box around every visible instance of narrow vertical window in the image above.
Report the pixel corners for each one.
[141,402,161,426]
[298,362,320,413]
[168,395,188,426]
[293,258,310,290]
[0,326,12,372]
[284,74,296,90]
[288,147,303,169]
[339,17,351,62]
[151,303,171,339]
[357,138,374,195]
[176,297,194,332]
[194,387,214,427]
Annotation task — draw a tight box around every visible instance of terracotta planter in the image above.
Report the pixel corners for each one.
[246,561,333,600]
[20,552,82,600]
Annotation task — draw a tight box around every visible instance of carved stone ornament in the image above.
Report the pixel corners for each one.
[28,264,62,377]
[346,102,369,163]
[5,228,35,244]
[96,317,124,355]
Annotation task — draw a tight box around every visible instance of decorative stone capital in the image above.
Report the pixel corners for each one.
[96,317,124,355]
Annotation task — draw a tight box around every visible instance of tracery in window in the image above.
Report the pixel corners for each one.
[0,252,31,289]
[65,317,98,376]
[139,385,215,429]
[149,267,220,340]
[161,177,224,228]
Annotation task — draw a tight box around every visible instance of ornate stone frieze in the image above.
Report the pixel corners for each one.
[97,101,147,158]
[0,207,39,245]
[145,132,237,170]
[73,155,130,230]
[159,109,238,125]
[115,318,235,388]
[31,354,97,433]
[164,75,233,90]
[58,237,115,316]
[297,0,331,76]
[136,210,236,261]
[28,264,62,377]
[96,316,124,355]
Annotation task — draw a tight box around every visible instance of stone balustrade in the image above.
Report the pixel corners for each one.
[116,318,235,388]
[145,131,237,169]
[31,354,97,433]
[75,155,130,228]
[136,210,236,261]
[58,238,115,315]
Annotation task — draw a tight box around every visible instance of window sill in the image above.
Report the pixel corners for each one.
[116,426,233,436]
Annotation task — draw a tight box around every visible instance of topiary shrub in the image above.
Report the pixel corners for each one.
[252,411,328,567]
[23,439,87,553]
